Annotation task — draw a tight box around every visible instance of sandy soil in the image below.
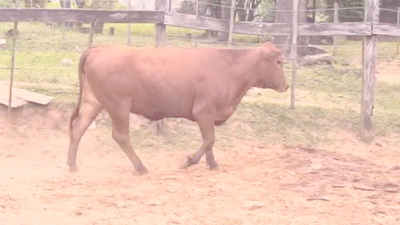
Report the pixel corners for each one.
[0,105,399,225]
[377,60,400,84]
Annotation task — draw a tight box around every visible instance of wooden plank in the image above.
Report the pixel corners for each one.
[372,24,400,37]
[0,96,27,108]
[291,0,298,109]
[0,84,52,107]
[0,85,27,108]
[12,87,54,105]
[0,8,164,23]
[164,13,228,33]
[297,23,371,36]
[164,13,371,36]
[360,0,380,143]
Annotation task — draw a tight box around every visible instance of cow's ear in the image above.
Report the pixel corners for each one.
[262,42,273,48]
[262,46,281,60]
[265,51,281,60]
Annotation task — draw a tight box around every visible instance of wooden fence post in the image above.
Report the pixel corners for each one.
[155,0,167,48]
[8,21,18,113]
[397,7,399,54]
[362,0,367,73]
[88,21,95,48]
[228,0,235,46]
[333,0,339,56]
[154,0,168,134]
[290,0,299,109]
[360,0,379,142]
[196,0,199,16]
[127,0,132,46]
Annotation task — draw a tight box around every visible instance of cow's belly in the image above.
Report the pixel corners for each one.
[213,106,236,126]
[129,97,194,121]
[136,110,194,121]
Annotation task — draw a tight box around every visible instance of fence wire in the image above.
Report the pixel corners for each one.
[0,1,399,110]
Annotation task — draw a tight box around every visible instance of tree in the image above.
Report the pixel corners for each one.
[236,0,263,21]
[23,0,48,8]
[177,0,221,38]
[178,0,269,39]
[272,0,309,56]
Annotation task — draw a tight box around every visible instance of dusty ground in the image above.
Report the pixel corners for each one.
[378,60,400,84]
[0,104,399,225]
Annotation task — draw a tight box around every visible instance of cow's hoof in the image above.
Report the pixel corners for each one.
[180,156,195,169]
[135,165,149,175]
[208,162,220,171]
[68,165,79,173]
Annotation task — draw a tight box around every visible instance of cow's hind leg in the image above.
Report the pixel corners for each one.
[108,105,148,175]
[67,101,103,172]
[181,118,217,170]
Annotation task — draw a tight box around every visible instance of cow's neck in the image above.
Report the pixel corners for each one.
[224,49,262,107]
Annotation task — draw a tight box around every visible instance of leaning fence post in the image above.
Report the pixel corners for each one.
[8,21,18,114]
[290,0,299,109]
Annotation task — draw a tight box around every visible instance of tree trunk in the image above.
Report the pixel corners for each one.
[237,0,247,21]
[273,0,309,57]
[237,0,261,22]
[247,0,261,21]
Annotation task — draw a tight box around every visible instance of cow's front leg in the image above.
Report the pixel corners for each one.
[205,150,219,170]
[181,118,216,170]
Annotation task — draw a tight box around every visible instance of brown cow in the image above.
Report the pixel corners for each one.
[67,42,289,175]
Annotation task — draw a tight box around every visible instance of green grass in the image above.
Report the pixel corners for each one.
[1,21,400,147]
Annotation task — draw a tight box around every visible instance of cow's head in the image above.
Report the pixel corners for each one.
[254,42,289,93]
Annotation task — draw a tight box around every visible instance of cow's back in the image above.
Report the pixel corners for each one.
[83,45,230,121]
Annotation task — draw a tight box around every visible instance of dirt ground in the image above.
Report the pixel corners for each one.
[378,60,400,84]
[0,104,399,225]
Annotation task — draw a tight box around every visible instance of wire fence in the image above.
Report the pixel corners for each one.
[0,0,399,108]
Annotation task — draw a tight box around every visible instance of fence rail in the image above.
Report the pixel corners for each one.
[1,8,399,37]
[0,8,165,23]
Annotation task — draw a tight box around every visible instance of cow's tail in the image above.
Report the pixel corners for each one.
[69,48,92,139]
